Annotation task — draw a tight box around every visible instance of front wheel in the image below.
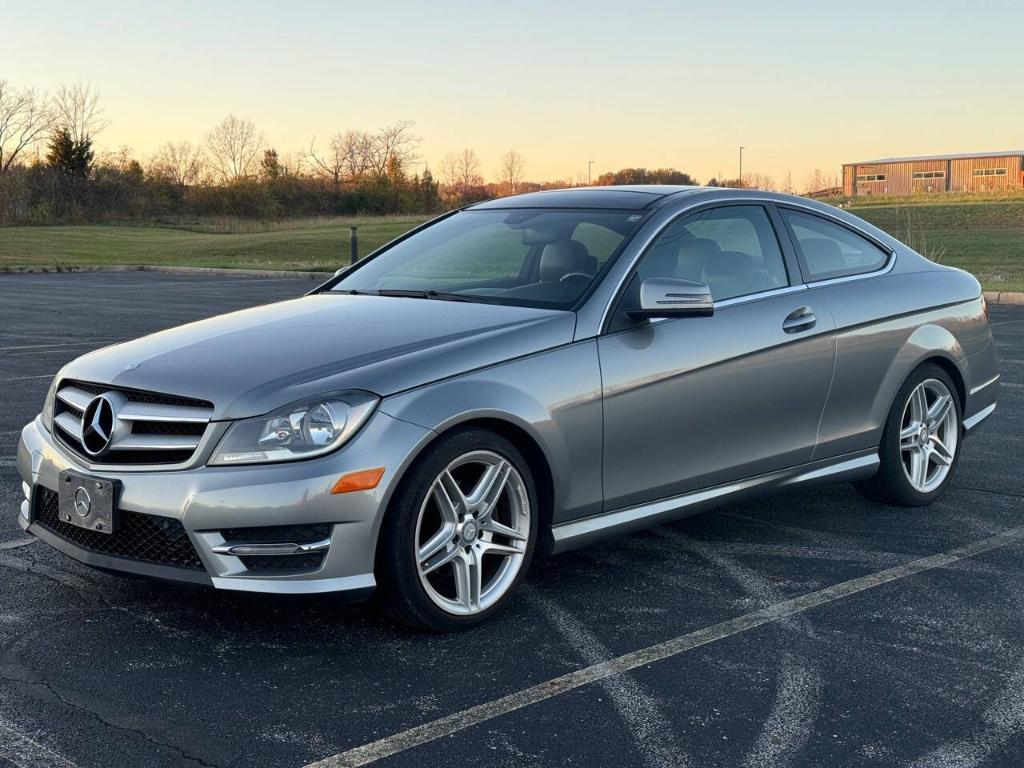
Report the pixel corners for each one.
[377,429,537,631]
[856,363,962,506]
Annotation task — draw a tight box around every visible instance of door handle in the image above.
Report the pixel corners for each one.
[782,306,816,334]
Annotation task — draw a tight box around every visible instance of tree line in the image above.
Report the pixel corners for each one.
[0,79,825,226]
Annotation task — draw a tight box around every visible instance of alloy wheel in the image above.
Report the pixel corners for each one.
[414,450,530,615]
[899,378,958,493]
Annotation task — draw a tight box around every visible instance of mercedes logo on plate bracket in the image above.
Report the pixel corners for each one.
[73,486,92,517]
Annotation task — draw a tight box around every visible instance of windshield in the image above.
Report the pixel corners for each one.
[331,209,645,309]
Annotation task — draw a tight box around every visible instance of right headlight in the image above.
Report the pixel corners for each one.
[40,377,57,433]
[209,391,379,466]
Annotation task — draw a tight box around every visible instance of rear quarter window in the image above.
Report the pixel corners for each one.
[781,209,890,281]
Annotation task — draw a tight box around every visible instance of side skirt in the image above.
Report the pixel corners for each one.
[549,451,879,554]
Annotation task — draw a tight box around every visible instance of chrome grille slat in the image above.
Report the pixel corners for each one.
[116,434,202,451]
[117,402,213,423]
[55,386,95,412]
[53,381,213,466]
[54,411,83,441]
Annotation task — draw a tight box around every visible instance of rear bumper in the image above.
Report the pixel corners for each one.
[16,410,433,596]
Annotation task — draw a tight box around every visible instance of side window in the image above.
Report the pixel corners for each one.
[631,205,789,302]
[780,210,890,281]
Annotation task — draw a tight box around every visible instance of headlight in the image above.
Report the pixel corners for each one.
[209,392,379,466]
[40,378,57,433]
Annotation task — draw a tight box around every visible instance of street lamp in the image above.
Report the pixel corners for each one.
[588,160,594,186]
[738,146,745,188]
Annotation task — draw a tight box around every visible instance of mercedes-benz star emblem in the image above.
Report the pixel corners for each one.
[73,486,92,517]
[81,395,117,456]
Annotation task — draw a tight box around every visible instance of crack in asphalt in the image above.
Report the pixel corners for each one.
[0,668,220,768]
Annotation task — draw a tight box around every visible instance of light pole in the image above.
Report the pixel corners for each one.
[738,146,745,188]
[588,160,594,186]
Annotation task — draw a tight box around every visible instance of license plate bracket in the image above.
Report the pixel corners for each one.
[57,471,118,535]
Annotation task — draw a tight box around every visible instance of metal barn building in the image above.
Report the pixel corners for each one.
[842,151,1024,197]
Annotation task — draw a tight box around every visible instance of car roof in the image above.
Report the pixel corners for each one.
[468,185,705,211]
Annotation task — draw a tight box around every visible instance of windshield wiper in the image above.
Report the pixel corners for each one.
[374,289,504,305]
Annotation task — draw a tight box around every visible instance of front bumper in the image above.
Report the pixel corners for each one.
[16,411,433,596]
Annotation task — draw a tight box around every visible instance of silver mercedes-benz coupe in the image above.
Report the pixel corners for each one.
[16,186,999,630]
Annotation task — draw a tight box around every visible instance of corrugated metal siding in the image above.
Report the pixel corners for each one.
[845,154,1024,196]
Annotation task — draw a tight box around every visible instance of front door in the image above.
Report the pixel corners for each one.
[598,204,836,511]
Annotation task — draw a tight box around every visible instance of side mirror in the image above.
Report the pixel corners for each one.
[628,278,714,320]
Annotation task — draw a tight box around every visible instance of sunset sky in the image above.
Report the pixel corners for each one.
[6,0,1023,188]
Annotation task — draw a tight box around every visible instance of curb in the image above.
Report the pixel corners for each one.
[0,264,335,280]
[984,291,1024,305]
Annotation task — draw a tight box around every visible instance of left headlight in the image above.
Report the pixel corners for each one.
[208,391,379,466]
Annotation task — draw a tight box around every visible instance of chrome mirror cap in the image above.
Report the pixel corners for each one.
[630,278,714,319]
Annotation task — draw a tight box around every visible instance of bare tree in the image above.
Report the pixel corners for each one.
[150,140,205,186]
[205,115,264,182]
[440,148,483,192]
[307,130,372,184]
[804,168,839,195]
[498,150,525,195]
[369,119,420,177]
[742,172,777,191]
[53,82,109,145]
[0,80,54,173]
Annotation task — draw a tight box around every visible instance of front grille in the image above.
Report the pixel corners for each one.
[34,487,204,570]
[52,379,214,467]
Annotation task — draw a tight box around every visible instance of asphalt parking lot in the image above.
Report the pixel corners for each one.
[1,271,1022,768]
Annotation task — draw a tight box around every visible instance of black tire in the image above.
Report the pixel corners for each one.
[376,428,538,632]
[855,363,962,506]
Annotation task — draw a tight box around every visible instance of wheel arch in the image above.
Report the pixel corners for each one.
[372,412,560,567]
[872,323,967,430]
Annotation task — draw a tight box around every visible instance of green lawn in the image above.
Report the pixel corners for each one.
[0,202,1021,291]
[853,202,1024,292]
[0,216,427,274]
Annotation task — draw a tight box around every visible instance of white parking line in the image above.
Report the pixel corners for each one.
[0,538,36,551]
[305,525,1024,768]
[527,589,689,767]
[0,340,117,352]
[0,716,79,768]
[0,374,55,383]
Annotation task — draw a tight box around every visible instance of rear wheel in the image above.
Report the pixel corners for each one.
[856,363,961,506]
[377,429,537,631]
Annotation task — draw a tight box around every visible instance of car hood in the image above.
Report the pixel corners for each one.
[58,294,576,419]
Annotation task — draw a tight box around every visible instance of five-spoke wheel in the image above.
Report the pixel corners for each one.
[898,378,958,493]
[857,363,962,506]
[377,429,537,631]
[415,451,530,615]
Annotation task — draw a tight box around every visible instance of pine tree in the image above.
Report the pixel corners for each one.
[46,128,93,178]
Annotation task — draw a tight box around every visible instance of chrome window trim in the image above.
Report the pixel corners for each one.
[803,252,898,288]
[773,200,895,256]
[713,283,809,309]
[775,202,898,286]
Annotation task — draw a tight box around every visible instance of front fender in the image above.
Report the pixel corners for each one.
[378,341,604,524]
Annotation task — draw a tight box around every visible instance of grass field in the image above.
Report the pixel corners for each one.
[853,201,1024,292]
[0,201,1021,291]
[0,216,425,274]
